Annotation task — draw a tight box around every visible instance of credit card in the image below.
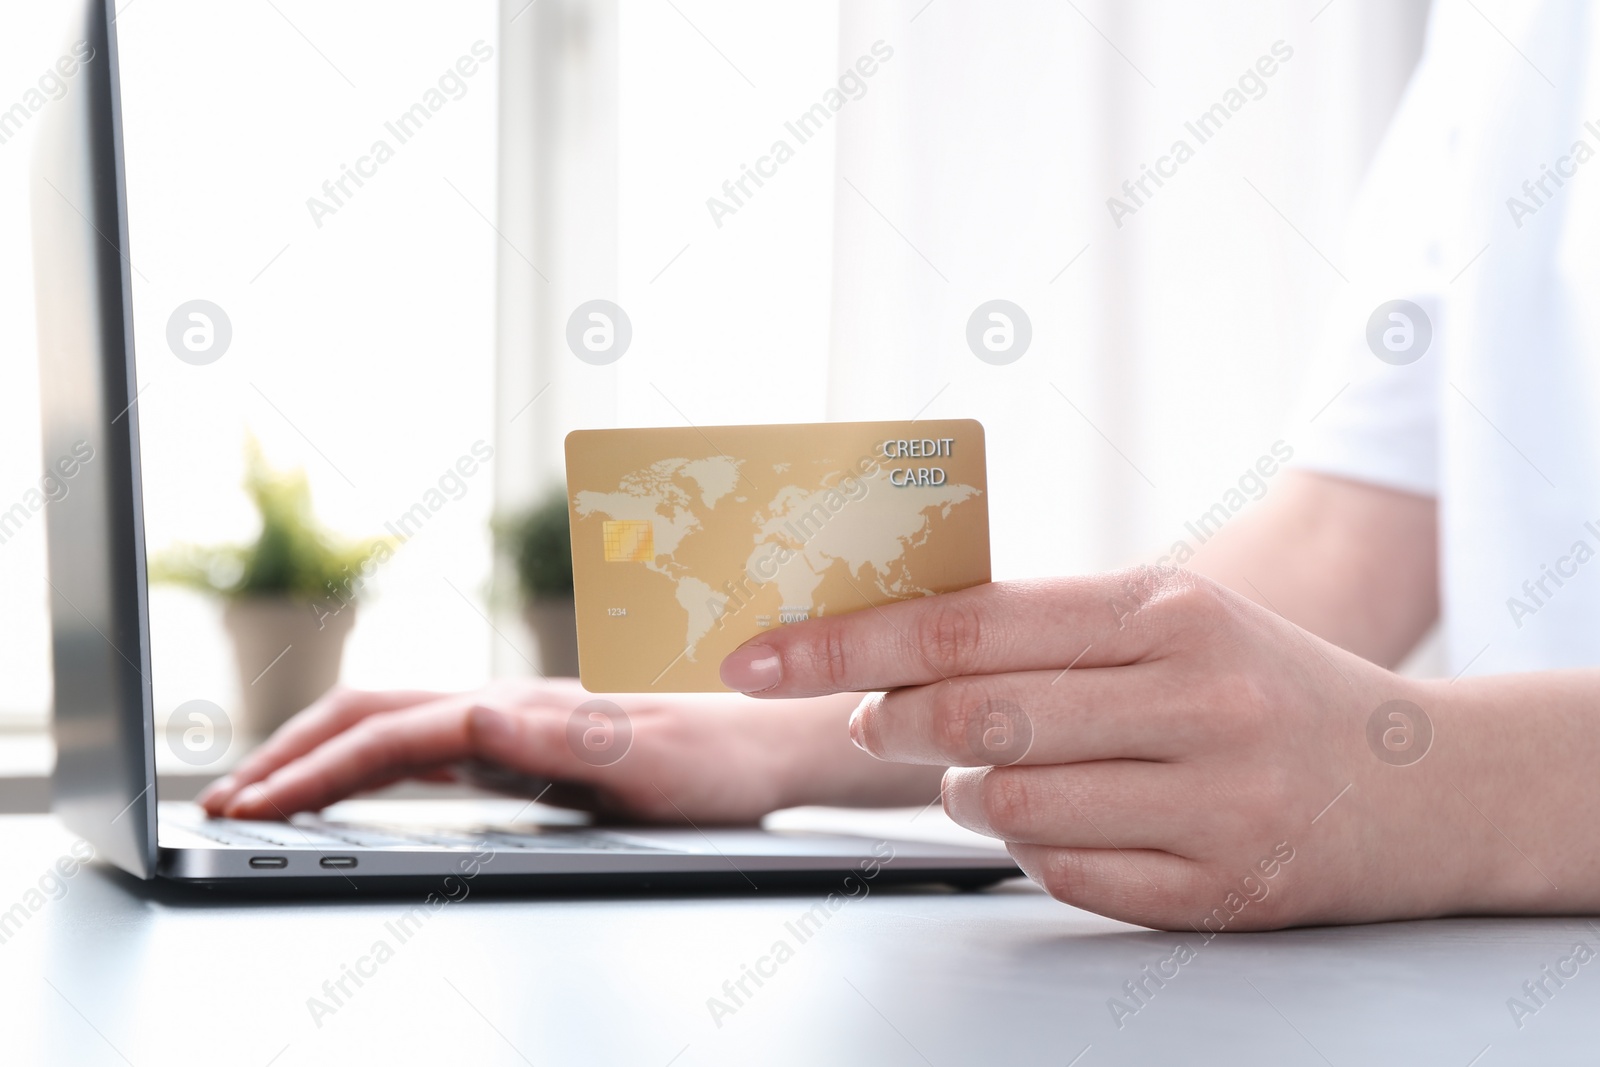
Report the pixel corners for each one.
[564,419,991,692]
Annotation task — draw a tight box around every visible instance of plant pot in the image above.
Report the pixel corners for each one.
[523,596,580,678]
[222,596,357,741]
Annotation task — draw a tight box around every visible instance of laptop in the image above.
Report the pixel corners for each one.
[28,0,1019,891]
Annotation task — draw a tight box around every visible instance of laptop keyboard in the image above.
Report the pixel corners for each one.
[185,817,680,854]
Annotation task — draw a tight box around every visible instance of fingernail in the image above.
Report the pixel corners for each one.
[196,775,233,807]
[847,708,867,752]
[720,644,782,693]
[220,797,251,819]
[944,785,993,837]
[940,767,994,836]
[222,782,268,819]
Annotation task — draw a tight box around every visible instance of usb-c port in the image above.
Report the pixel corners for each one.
[249,856,288,869]
[320,856,357,869]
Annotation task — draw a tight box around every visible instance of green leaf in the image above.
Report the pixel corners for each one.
[148,436,391,603]
[494,488,573,600]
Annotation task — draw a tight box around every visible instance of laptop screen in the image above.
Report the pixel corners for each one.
[32,0,158,878]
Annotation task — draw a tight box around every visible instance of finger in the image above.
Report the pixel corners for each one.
[1007,842,1201,928]
[942,763,1204,852]
[719,568,1206,698]
[219,696,546,818]
[850,664,1202,767]
[220,700,611,819]
[199,687,446,814]
[221,696,481,818]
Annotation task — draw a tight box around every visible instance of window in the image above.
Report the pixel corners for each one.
[0,0,1433,734]
[1,1,501,731]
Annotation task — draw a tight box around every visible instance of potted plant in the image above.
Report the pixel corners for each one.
[150,440,391,740]
[496,489,578,676]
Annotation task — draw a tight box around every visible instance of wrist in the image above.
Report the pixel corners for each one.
[766,693,943,810]
[1403,673,1589,917]
[765,693,861,810]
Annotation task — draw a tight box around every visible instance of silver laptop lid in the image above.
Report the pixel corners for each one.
[33,0,158,879]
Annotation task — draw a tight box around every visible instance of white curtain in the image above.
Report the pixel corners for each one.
[824,0,1430,578]
[496,0,1431,658]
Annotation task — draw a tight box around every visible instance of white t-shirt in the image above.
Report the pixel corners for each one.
[1297,0,1600,677]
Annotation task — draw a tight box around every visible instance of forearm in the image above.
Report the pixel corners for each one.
[1187,470,1438,668]
[1420,670,1600,914]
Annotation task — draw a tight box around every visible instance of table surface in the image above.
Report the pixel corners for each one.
[1,805,1597,1067]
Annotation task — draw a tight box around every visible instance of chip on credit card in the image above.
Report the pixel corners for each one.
[564,420,992,692]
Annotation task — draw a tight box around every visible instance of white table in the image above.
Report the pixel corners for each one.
[0,809,1594,1066]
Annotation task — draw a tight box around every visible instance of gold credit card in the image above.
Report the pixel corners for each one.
[565,420,991,692]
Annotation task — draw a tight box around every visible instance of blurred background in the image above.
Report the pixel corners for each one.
[0,1,1433,781]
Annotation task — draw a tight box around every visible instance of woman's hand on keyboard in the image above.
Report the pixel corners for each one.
[195,678,941,823]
